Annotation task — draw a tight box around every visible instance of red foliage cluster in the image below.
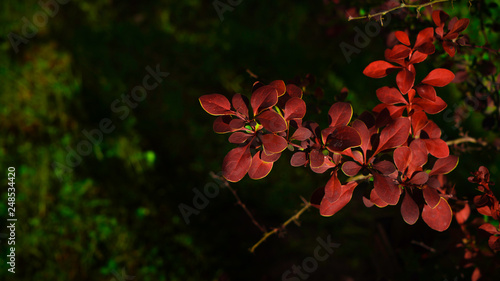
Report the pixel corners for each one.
[198,11,489,233]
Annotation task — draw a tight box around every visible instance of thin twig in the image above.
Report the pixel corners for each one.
[445,136,484,146]
[249,200,312,253]
[210,172,267,233]
[348,0,450,24]
[411,240,436,252]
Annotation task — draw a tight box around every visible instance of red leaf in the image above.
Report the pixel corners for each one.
[363,60,399,78]
[257,110,287,132]
[291,127,312,141]
[449,18,470,34]
[260,150,281,162]
[352,120,371,153]
[429,155,458,176]
[408,51,428,64]
[489,236,500,251]
[222,144,252,182]
[373,173,401,205]
[425,138,449,158]
[232,93,249,117]
[320,181,358,216]
[342,161,362,176]
[471,267,481,281]
[442,41,456,57]
[284,97,306,120]
[373,160,396,175]
[248,152,273,179]
[261,134,288,154]
[413,96,447,114]
[291,151,307,167]
[328,102,353,127]
[454,202,470,224]
[422,120,441,138]
[324,172,342,202]
[286,84,303,98]
[409,139,428,167]
[394,146,411,173]
[375,117,411,155]
[421,69,455,87]
[479,223,499,235]
[325,126,362,152]
[422,186,441,209]
[395,31,410,46]
[414,27,434,51]
[401,190,419,225]
[409,171,429,185]
[385,45,412,61]
[228,132,253,144]
[229,118,246,130]
[269,80,286,96]
[396,69,415,94]
[199,94,234,116]
[411,110,428,135]
[369,188,389,207]
[251,85,278,116]
[432,10,449,28]
[376,86,407,105]
[422,198,452,231]
[213,116,234,133]
[416,85,436,101]
[310,149,325,168]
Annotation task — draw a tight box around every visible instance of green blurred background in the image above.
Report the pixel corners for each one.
[0,0,499,280]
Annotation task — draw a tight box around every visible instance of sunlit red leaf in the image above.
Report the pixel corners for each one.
[376,86,407,105]
[396,68,415,94]
[395,31,410,46]
[291,127,312,141]
[478,223,499,234]
[416,84,437,101]
[422,198,452,231]
[363,60,399,78]
[320,181,358,216]
[373,160,396,175]
[284,97,307,120]
[324,172,342,202]
[326,126,361,152]
[422,120,441,138]
[222,144,252,182]
[232,93,249,117]
[199,94,234,116]
[352,120,371,153]
[257,110,287,132]
[421,69,455,87]
[311,158,336,174]
[229,118,246,130]
[373,173,400,205]
[414,27,435,52]
[251,85,278,116]
[414,96,447,114]
[408,51,428,64]
[449,18,470,34]
[429,155,459,176]
[261,134,288,154]
[310,149,325,168]
[260,150,281,162]
[394,146,411,173]
[269,80,286,96]
[401,190,419,225]
[425,138,449,158]
[228,132,253,144]
[409,171,429,185]
[385,45,412,61]
[248,152,274,179]
[442,41,456,57]
[432,10,449,28]
[409,139,428,166]
[328,102,353,127]
[290,151,307,167]
[369,188,389,208]
[375,117,411,155]
[411,110,428,135]
[342,161,362,176]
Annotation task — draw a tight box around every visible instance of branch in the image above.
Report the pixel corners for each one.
[348,0,450,24]
[210,172,267,233]
[446,136,486,146]
[249,198,311,253]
